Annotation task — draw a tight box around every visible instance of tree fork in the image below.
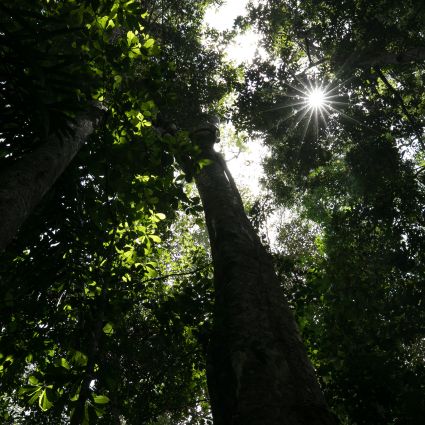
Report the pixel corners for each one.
[0,105,105,252]
[191,126,338,425]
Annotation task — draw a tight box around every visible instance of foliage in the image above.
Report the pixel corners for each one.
[238,1,425,424]
[0,122,215,424]
[0,0,159,159]
[3,0,424,423]
[0,0,227,423]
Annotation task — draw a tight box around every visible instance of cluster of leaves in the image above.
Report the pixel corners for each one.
[136,0,239,128]
[0,122,214,424]
[0,0,159,159]
[236,1,425,424]
[0,0,232,423]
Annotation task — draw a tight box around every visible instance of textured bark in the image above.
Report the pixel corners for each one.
[193,134,338,425]
[0,106,104,252]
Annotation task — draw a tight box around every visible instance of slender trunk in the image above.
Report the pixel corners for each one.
[0,106,104,252]
[192,131,337,425]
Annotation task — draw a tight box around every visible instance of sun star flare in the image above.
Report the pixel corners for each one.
[307,87,326,109]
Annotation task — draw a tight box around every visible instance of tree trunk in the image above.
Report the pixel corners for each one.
[192,130,337,425]
[0,106,104,252]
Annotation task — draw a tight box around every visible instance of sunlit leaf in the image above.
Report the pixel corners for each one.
[93,394,110,404]
[39,389,53,411]
[102,322,114,336]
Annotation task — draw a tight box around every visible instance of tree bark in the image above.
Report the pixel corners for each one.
[192,130,337,425]
[0,105,104,252]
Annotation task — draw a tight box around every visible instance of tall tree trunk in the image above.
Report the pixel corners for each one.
[192,128,338,425]
[0,106,104,252]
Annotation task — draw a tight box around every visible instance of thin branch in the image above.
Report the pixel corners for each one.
[358,47,425,67]
[374,66,425,149]
[414,167,425,178]
[304,38,313,65]
[138,263,213,285]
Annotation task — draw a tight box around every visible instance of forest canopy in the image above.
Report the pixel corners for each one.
[0,0,424,424]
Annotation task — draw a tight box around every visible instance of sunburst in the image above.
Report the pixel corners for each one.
[300,80,341,118]
[260,78,349,136]
[306,87,327,110]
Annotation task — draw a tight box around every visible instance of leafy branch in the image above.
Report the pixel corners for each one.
[138,263,213,286]
[374,66,424,149]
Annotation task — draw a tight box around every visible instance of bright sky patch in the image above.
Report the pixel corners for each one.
[307,87,326,109]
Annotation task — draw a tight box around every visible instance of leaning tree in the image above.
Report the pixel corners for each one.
[1,0,341,424]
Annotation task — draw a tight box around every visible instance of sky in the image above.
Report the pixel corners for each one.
[204,0,266,64]
[204,0,248,32]
[204,0,267,196]
[204,0,261,31]
[203,1,282,247]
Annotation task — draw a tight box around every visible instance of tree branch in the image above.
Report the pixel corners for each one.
[374,67,424,149]
[138,263,212,285]
[358,47,425,67]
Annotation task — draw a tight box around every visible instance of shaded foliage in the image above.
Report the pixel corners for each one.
[238,1,425,424]
[0,0,228,423]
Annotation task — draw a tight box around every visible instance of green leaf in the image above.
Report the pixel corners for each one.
[198,159,213,169]
[149,234,161,243]
[93,394,110,404]
[28,375,39,385]
[98,16,108,29]
[70,385,81,401]
[72,350,88,367]
[127,30,138,46]
[144,38,154,49]
[19,386,38,396]
[39,389,53,411]
[102,322,114,336]
[60,357,70,370]
[129,47,141,58]
[29,389,42,405]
